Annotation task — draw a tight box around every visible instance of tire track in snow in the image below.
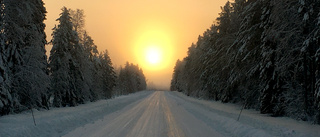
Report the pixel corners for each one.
[126,91,167,137]
[161,92,185,137]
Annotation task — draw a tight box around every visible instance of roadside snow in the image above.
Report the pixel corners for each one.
[167,91,320,137]
[0,91,152,137]
[1,91,319,137]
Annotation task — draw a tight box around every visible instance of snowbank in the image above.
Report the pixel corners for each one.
[1,91,319,137]
[0,91,152,137]
[169,91,320,137]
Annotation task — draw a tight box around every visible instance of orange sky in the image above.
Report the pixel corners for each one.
[43,0,228,89]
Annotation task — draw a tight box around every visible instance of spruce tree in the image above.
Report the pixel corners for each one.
[99,50,116,99]
[49,7,81,107]
[12,0,50,111]
[0,0,24,113]
[116,62,146,95]
[0,0,12,115]
[0,0,49,114]
[170,0,320,123]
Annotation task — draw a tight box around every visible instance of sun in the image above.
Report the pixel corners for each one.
[133,26,174,71]
[145,46,162,65]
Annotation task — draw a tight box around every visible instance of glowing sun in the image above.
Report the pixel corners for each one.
[145,46,162,65]
[134,27,174,71]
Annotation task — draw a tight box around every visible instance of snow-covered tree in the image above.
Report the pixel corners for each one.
[170,0,320,123]
[0,0,12,115]
[50,7,117,103]
[312,3,320,124]
[0,0,49,114]
[170,59,183,91]
[217,1,232,34]
[49,7,82,107]
[116,62,146,95]
[12,0,50,111]
[0,0,6,114]
[0,0,25,114]
[99,50,116,98]
[299,0,320,123]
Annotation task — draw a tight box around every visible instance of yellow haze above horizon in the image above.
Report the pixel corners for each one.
[43,0,228,89]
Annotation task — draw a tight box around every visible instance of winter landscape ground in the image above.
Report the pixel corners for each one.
[0,91,319,137]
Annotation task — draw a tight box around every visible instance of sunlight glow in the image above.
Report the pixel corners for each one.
[134,26,174,71]
[145,46,162,64]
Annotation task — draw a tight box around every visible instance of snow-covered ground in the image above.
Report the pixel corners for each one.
[0,91,151,137]
[1,91,319,137]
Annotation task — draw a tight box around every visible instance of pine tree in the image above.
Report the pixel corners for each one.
[170,59,183,91]
[313,3,320,124]
[0,0,25,113]
[99,50,116,99]
[116,62,146,95]
[91,53,105,99]
[217,1,232,34]
[12,0,50,111]
[170,0,320,123]
[49,7,81,107]
[223,0,268,112]
[0,0,12,115]
[299,0,320,123]
[81,31,99,100]
[260,0,306,117]
[0,0,49,114]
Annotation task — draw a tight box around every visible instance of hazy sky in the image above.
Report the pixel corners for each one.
[43,0,228,89]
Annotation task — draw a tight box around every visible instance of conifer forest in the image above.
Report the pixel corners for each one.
[1,0,320,126]
[0,1,146,115]
[171,0,320,123]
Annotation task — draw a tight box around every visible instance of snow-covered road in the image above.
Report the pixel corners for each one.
[64,91,183,137]
[64,91,319,137]
[1,91,319,137]
[64,91,222,137]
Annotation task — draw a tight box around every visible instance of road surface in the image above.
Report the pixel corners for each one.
[1,91,319,137]
[64,91,224,137]
[63,91,319,137]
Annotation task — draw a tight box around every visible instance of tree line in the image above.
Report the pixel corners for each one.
[171,0,320,123]
[0,1,146,115]
[113,62,147,96]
